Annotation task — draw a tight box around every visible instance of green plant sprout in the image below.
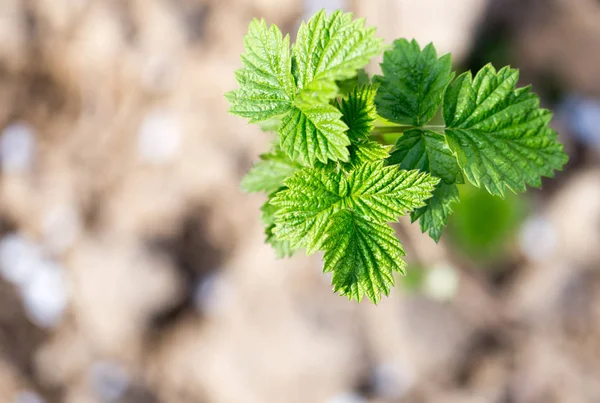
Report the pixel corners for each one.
[225,10,568,303]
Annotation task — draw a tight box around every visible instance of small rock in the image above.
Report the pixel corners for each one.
[423,263,459,302]
[21,260,69,328]
[137,110,182,164]
[326,392,366,403]
[0,122,36,174]
[15,390,46,403]
[0,234,43,286]
[519,215,558,262]
[90,361,130,402]
[42,204,81,255]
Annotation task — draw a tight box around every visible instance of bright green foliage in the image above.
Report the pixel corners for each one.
[293,10,383,89]
[225,20,295,123]
[443,64,568,197]
[271,161,436,302]
[337,69,370,96]
[386,129,462,240]
[338,85,378,142]
[241,150,300,194]
[270,161,437,254]
[323,211,406,303]
[388,129,463,185]
[411,183,459,242]
[261,200,296,258]
[228,11,383,167]
[270,166,346,253]
[279,102,350,166]
[227,9,568,303]
[375,39,453,126]
[348,140,390,166]
[337,86,389,167]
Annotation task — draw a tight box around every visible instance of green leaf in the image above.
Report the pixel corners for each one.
[338,85,378,142]
[375,39,453,126]
[270,161,438,252]
[336,69,370,97]
[225,19,296,123]
[278,101,350,166]
[411,183,459,242]
[337,85,388,167]
[270,166,345,252]
[261,201,296,258]
[348,140,390,167]
[323,210,406,303]
[387,129,463,185]
[443,64,568,197]
[347,161,440,223]
[293,10,384,89]
[386,129,461,240]
[241,150,300,194]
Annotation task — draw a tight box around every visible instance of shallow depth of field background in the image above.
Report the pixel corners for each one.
[0,0,599,402]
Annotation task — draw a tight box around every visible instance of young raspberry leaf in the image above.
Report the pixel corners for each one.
[386,129,462,240]
[293,10,384,89]
[241,150,301,195]
[261,200,296,258]
[270,166,346,252]
[443,64,568,197]
[336,85,388,167]
[410,183,459,242]
[225,19,296,123]
[375,39,453,126]
[279,100,350,166]
[347,161,439,223]
[387,129,463,185]
[338,85,378,142]
[323,211,406,303]
[270,161,438,253]
[337,69,371,97]
[348,140,390,167]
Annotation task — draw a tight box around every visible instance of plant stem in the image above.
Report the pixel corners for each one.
[370,124,446,137]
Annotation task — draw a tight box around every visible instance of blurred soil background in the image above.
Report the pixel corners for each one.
[0,0,599,402]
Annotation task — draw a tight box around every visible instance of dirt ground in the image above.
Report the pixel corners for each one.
[0,0,599,402]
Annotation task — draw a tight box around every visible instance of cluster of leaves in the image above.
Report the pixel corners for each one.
[226,10,568,303]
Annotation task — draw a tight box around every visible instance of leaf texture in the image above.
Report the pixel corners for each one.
[443,64,568,196]
[225,19,296,123]
[279,102,350,166]
[261,201,296,258]
[410,183,459,242]
[323,210,405,303]
[338,85,378,142]
[293,10,384,89]
[347,161,440,223]
[241,150,301,194]
[387,129,463,185]
[348,140,390,167]
[375,39,453,126]
[270,161,438,253]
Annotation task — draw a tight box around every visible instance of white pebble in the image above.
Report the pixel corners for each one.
[21,260,68,328]
[42,204,81,255]
[0,234,43,286]
[519,215,557,262]
[193,272,235,317]
[90,361,130,401]
[304,0,347,15]
[141,54,179,94]
[372,361,413,399]
[137,110,182,164]
[423,263,459,302]
[326,392,366,403]
[0,122,36,174]
[15,390,46,403]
